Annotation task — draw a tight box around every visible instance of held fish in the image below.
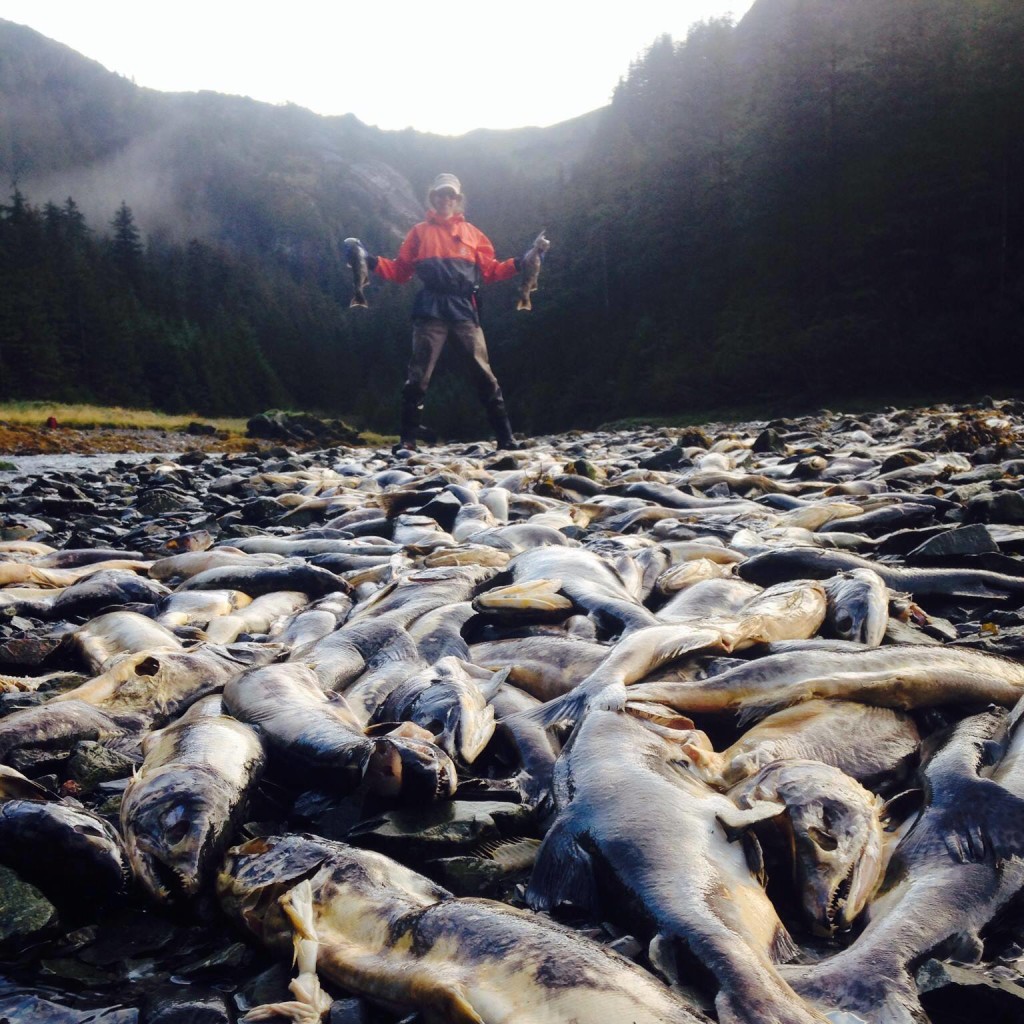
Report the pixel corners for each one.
[344,236,370,309]
[515,229,550,311]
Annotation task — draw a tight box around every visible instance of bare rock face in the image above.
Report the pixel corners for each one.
[346,160,422,233]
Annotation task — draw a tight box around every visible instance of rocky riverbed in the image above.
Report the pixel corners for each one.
[1,400,1023,1024]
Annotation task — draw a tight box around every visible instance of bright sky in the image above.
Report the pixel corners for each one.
[0,1,757,136]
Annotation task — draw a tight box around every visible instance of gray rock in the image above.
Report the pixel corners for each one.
[234,961,293,1013]
[68,741,137,790]
[329,997,372,1024]
[967,489,1024,524]
[0,863,57,948]
[751,428,787,454]
[608,935,643,961]
[0,993,137,1023]
[884,619,945,646]
[136,489,194,517]
[906,524,999,561]
[429,856,512,898]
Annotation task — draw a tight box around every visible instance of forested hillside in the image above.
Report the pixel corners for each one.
[1,0,1022,437]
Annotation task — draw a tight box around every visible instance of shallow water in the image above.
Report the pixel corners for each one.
[0,453,177,478]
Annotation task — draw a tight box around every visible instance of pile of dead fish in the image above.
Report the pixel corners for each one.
[2,399,1024,1024]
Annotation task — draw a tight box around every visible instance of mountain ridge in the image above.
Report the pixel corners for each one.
[0,17,601,250]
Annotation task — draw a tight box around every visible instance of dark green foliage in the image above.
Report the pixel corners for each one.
[0,0,1022,432]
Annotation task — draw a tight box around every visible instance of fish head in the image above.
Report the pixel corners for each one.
[218,834,335,947]
[824,570,888,646]
[122,769,227,902]
[739,760,884,934]
[4,800,129,899]
[377,660,496,765]
[365,731,458,802]
[220,834,447,951]
[92,649,230,716]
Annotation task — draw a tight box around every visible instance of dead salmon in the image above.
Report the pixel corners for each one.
[685,699,920,793]
[120,696,266,903]
[219,833,711,1024]
[728,759,885,935]
[526,708,829,1024]
[784,707,1024,1023]
[629,644,1024,724]
[0,792,128,907]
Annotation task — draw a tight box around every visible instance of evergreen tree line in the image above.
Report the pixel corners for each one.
[490,0,1024,430]
[0,189,418,422]
[1,0,1022,434]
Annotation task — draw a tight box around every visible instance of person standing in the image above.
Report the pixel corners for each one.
[346,173,541,453]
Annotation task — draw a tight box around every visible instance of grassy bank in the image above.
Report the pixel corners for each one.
[0,402,248,434]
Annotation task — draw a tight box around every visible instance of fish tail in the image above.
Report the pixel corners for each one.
[525,816,597,913]
[507,686,591,731]
[516,296,532,312]
[349,294,368,309]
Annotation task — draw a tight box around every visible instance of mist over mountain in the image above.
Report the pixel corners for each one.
[0,19,594,256]
[1,2,1021,435]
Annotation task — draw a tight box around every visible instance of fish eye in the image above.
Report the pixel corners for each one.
[135,656,161,676]
[73,823,107,839]
[834,612,853,633]
[165,820,190,845]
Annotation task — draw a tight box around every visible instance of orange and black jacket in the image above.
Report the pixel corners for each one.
[372,210,518,323]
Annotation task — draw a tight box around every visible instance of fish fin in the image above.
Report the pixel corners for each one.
[739,828,768,887]
[0,765,55,801]
[525,817,597,914]
[768,922,800,965]
[946,930,986,963]
[504,678,617,731]
[427,987,486,1024]
[940,778,1024,864]
[479,664,512,701]
[677,740,724,779]
[880,788,923,830]
[245,881,331,1024]
[716,800,786,842]
[623,700,696,730]
[735,692,789,728]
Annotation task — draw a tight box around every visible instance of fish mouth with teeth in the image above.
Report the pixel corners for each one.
[819,862,856,936]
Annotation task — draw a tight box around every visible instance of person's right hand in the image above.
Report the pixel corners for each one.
[344,238,369,261]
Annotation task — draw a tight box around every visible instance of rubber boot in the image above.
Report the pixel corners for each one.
[393,392,421,454]
[485,395,522,451]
